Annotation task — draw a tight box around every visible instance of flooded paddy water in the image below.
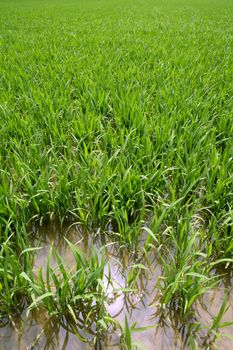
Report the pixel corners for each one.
[0,221,232,350]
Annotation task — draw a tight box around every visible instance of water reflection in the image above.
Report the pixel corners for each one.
[0,220,232,349]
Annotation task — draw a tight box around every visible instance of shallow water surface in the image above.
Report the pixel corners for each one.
[0,221,232,349]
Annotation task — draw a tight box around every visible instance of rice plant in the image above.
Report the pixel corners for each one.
[0,0,232,347]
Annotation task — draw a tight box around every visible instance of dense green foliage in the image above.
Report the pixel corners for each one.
[0,0,233,348]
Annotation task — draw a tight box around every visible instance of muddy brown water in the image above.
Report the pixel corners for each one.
[0,221,232,349]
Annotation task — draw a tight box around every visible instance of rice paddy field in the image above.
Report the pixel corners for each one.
[0,0,233,348]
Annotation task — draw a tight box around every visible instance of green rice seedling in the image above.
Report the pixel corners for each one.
[19,239,114,341]
[204,294,233,348]
[188,294,233,349]
[0,0,233,346]
[119,316,132,350]
[0,231,32,318]
[153,221,219,319]
[207,210,233,264]
[119,315,154,350]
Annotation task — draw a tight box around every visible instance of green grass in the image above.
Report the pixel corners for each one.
[0,0,233,348]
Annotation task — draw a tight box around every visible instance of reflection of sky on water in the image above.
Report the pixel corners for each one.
[1,221,233,349]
